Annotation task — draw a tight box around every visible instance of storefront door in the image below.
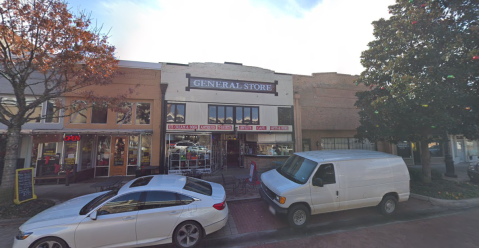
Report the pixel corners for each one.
[110,136,128,176]
[227,140,239,167]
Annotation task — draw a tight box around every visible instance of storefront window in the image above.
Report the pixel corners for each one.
[136,103,151,124]
[247,143,293,156]
[127,136,139,175]
[91,103,108,124]
[81,135,94,170]
[117,103,132,124]
[64,139,78,169]
[96,136,111,177]
[252,108,259,125]
[71,100,88,124]
[141,134,152,167]
[226,107,233,124]
[45,99,60,123]
[466,140,479,160]
[167,134,211,172]
[428,142,443,157]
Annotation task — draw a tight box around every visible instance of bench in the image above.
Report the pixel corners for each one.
[34,174,71,184]
[90,176,125,192]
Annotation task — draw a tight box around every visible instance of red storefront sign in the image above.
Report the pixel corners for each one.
[64,134,81,142]
[256,126,267,130]
[217,125,233,130]
[167,125,199,130]
[200,125,216,130]
[270,126,289,130]
[239,126,253,130]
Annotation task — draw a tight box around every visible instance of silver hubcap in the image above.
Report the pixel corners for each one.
[293,209,306,226]
[177,224,200,247]
[35,240,63,248]
[385,199,396,213]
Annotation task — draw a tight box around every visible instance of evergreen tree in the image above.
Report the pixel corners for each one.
[355,0,479,182]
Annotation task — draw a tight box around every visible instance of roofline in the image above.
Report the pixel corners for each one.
[118,60,162,70]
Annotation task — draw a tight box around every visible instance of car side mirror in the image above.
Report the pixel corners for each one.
[313,178,324,187]
[89,211,98,220]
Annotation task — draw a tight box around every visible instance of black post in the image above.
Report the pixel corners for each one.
[159,83,169,174]
[444,131,457,178]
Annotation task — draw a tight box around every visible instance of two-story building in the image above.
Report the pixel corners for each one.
[0,60,162,179]
[160,62,294,173]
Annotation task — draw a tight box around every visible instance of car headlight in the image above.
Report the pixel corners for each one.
[16,231,33,240]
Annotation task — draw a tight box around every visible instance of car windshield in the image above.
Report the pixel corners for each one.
[79,189,118,215]
[276,155,317,184]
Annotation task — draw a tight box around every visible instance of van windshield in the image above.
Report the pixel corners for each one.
[276,155,317,184]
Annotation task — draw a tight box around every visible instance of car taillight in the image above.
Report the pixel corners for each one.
[213,200,226,210]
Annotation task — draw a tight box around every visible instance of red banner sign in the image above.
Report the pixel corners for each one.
[200,125,216,130]
[167,125,199,130]
[217,125,233,130]
[256,126,267,130]
[270,126,289,130]
[239,126,253,130]
[64,134,81,142]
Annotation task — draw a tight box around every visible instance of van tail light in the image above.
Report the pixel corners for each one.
[213,200,226,210]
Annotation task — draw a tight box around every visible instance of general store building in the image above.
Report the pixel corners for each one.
[160,62,294,174]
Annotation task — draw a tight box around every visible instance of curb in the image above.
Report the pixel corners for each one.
[410,193,479,209]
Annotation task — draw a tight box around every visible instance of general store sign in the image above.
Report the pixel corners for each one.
[187,75,277,94]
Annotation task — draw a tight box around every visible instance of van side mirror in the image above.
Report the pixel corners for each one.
[89,211,98,220]
[313,178,324,187]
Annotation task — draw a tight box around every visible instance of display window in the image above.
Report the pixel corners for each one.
[167,133,212,173]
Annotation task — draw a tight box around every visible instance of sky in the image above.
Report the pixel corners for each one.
[65,0,396,76]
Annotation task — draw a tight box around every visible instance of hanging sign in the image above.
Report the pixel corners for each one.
[256,126,267,130]
[14,168,37,204]
[239,126,253,130]
[217,125,233,130]
[199,125,216,130]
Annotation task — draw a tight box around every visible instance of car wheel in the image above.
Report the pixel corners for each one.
[173,221,203,248]
[30,237,68,248]
[287,204,310,229]
[379,195,397,216]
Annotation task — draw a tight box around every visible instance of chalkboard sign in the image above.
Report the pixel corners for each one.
[14,168,37,204]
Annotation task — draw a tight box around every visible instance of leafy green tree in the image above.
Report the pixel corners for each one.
[355,0,479,182]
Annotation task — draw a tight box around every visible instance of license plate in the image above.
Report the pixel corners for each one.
[269,205,276,215]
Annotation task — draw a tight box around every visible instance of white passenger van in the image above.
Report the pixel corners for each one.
[260,150,410,228]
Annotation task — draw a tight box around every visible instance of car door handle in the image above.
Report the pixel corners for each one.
[123,216,135,221]
[169,211,181,215]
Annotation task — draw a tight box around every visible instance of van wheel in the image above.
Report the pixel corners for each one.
[287,204,310,228]
[379,195,397,216]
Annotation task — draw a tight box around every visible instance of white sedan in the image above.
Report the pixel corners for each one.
[13,175,228,248]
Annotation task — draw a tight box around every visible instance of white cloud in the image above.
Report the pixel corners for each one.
[70,0,395,75]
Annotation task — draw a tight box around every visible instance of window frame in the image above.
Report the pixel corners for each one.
[208,105,260,125]
[116,102,133,125]
[70,100,88,124]
[277,107,293,125]
[139,190,182,210]
[313,163,336,185]
[167,103,186,124]
[97,191,142,216]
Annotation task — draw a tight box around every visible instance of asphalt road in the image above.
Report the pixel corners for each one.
[3,201,478,248]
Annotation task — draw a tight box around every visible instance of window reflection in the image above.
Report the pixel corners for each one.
[226,107,233,124]
[235,107,242,124]
[136,103,151,124]
[117,102,132,125]
[71,100,87,124]
[218,106,225,123]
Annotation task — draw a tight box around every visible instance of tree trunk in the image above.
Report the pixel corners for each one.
[0,126,22,205]
[420,139,431,183]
